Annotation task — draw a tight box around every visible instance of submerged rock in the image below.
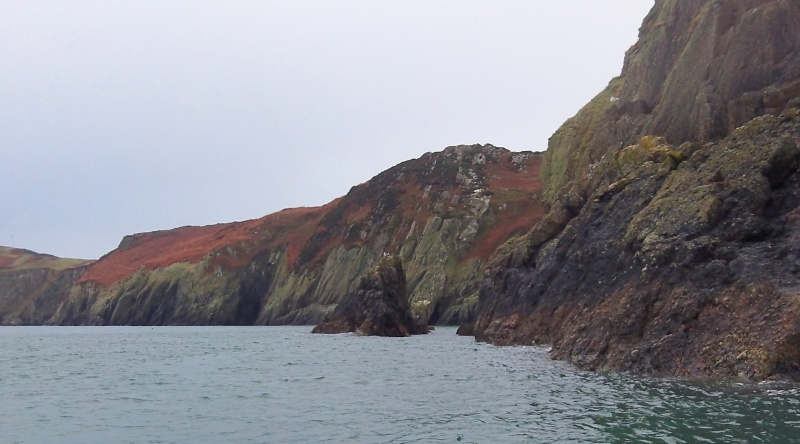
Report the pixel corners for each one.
[312,255,428,336]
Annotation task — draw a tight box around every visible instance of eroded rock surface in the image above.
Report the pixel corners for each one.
[542,0,800,206]
[475,115,800,380]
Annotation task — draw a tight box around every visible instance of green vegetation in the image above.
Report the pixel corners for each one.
[612,136,686,175]
[542,76,626,205]
[0,247,91,272]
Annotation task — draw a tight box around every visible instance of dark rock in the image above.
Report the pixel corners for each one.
[312,255,428,336]
[456,323,475,336]
[474,114,800,381]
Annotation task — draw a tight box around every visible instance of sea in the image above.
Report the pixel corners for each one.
[1,326,798,444]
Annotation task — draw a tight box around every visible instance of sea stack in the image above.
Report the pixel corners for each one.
[312,255,428,336]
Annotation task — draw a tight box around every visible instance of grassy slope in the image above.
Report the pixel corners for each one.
[0,247,92,272]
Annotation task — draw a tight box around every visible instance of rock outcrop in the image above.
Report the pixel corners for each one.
[471,0,800,381]
[12,144,545,327]
[312,255,427,336]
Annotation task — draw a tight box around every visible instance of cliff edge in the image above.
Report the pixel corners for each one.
[542,0,800,207]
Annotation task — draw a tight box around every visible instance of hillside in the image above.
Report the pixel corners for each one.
[0,247,91,272]
[5,0,799,383]
[39,144,545,326]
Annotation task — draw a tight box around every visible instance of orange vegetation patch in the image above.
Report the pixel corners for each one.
[79,203,335,286]
[467,153,546,260]
[485,152,542,191]
[467,197,547,261]
[346,200,374,225]
[281,199,342,268]
[0,247,42,269]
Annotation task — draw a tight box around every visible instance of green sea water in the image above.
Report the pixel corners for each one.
[1,326,798,443]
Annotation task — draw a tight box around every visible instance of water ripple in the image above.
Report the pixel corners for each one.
[0,326,798,443]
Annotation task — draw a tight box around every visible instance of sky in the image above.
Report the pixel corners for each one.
[2,1,655,260]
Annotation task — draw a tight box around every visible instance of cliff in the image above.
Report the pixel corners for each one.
[542,0,800,206]
[472,0,800,381]
[0,247,92,325]
[39,144,544,327]
[6,0,797,382]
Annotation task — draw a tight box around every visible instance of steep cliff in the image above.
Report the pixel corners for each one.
[0,247,91,325]
[47,144,544,327]
[472,0,800,381]
[542,0,800,206]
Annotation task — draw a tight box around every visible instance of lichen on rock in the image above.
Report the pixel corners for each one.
[542,0,800,209]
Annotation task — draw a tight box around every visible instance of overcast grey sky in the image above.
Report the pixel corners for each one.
[2,1,655,259]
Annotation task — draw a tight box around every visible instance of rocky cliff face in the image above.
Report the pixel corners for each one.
[43,144,544,327]
[472,0,800,381]
[542,0,800,206]
[0,247,91,325]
